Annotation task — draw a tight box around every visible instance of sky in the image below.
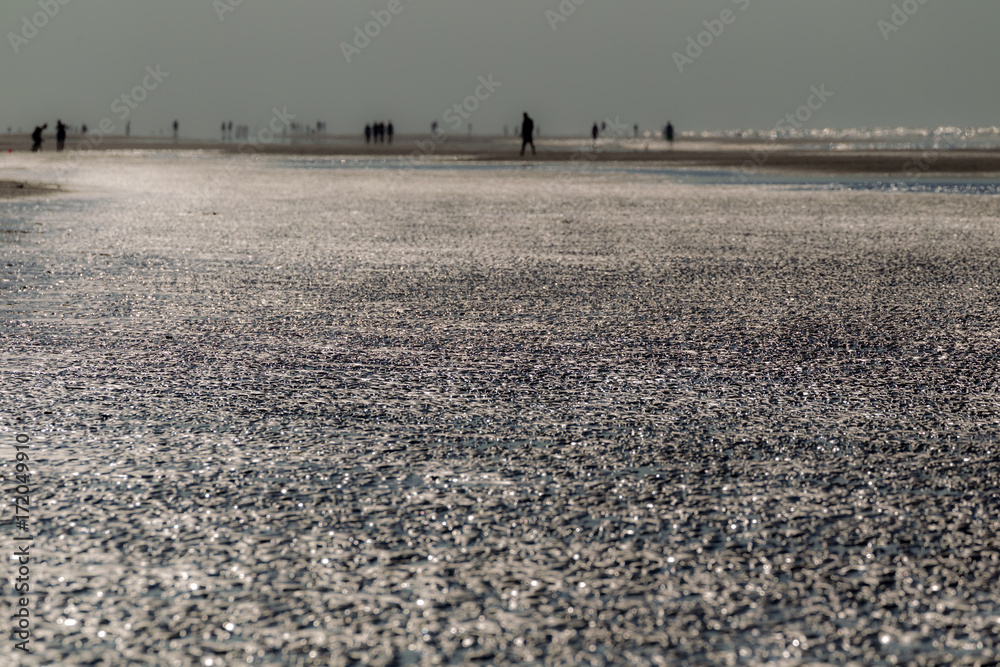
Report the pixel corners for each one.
[2,0,998,138]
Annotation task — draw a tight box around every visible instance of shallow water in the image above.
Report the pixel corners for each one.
[3,152,1000,665]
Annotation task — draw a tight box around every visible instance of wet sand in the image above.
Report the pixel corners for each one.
[0,179,54,198]
[2,155,999,665]
[3,133,1000,175]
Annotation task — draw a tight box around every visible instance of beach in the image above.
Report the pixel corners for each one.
[0,179,54,198]
[2,150,999,665]
[3,132,1000,176]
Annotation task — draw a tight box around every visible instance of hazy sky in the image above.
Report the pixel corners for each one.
[3,0,998,138]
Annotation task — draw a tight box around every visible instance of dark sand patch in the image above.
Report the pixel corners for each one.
[0,179,58,198]
[2,133,999,176]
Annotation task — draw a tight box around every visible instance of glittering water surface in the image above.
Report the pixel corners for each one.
[3,153,1000,666]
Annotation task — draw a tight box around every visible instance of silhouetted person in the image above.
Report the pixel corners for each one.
[81,124,87,135]
[592,122,599,146]
[520,112,535,156]
[228,121,233,141]
[665,121,675,146]
[387,122,394,144]
[56,120,67,151]
[431,121,438,134]
[31,124,47,152]
[125,121,131,138]
[173,120,179,140]
[365,124,372,144]
[601,121,607,133]
[634,124,639,138]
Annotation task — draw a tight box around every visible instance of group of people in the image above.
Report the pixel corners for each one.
[588,120,676,145]
[23,113,672,155]
[365,121,393,144]
[30,120,71,152]
[221,121,254,141]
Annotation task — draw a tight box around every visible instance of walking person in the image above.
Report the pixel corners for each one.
[520,112,536,156]
[56,120,67,151]
[665,121,675,147]
[31,124,47,152]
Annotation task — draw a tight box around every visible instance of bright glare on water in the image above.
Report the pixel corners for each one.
[3,151,1000,665]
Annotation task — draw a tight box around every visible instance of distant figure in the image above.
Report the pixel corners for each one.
[81,124,87,135]
[56,120,67,151]
[387,122,394,144]
[591,122,599,146]
[221,122,226,141]
[228,121,233,141]
[431,121,438,134]
[173,120,179,140]
[601,121,607,133]
[665,121,675,146]
[125,121,131,137]
[31,124,47,152]
[365,124,372,144]
[520,112,536,156]
[634,124,639,138]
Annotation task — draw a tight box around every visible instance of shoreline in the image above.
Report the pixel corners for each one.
[3,134,1000,176]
